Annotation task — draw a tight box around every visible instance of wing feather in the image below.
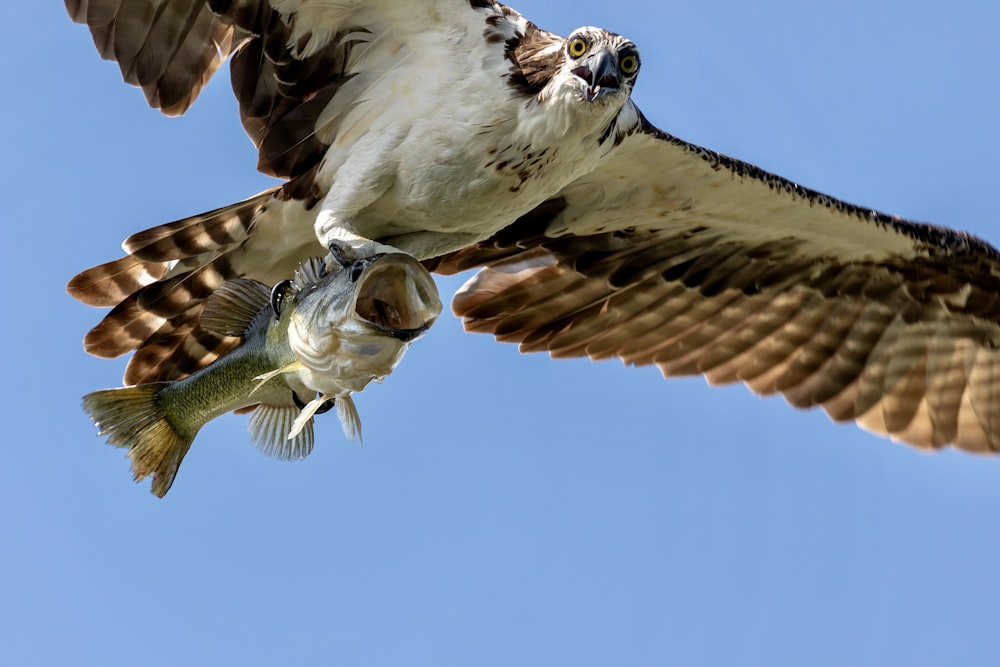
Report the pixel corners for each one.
[67,255,169,307]
[123,187,273,260]
[441,114,1000,453]
[82,255,231,359]
[125,316,238,384]
[66,0,241,115]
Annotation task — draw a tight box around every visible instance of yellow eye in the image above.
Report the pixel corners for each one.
[567,37,587,58]
[619,54,639,75]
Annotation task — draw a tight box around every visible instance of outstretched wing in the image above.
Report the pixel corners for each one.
[435,110,1000,453]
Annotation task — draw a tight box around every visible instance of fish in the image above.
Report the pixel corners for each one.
[82,252,442,497]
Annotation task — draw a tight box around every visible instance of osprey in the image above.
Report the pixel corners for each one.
[66,0,1000,453]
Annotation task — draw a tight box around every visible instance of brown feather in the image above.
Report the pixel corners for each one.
[67,255,168,308]
[124,188,273,260]
[81,255,234,374]
[502,20,563,97]
[66,0,240,115]
[453,246,1000,453]
[124,317,239,384]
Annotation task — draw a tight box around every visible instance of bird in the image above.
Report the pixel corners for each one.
[65,0,1000,453]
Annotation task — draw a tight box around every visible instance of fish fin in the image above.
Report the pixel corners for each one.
[337,395,363,443]
[200,278,270,336]
[252,360,306,395]
[293,256,330,289]
[248,403,315,461]
[82,384,194,498]
[288,393,334,440]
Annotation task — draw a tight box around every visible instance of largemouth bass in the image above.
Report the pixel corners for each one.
[83,253,442,497]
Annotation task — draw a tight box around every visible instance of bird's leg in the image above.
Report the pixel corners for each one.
[327,236,402,271]
[314,126,408,262]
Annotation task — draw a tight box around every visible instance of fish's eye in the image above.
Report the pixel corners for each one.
[567,37,588,58]
[269,279,294,318]
[619,53,639,76]
[349,259,367,283]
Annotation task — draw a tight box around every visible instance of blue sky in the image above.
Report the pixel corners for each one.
[3,2,999,665]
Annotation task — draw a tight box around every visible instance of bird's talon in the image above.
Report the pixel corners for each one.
[328,241,354,268]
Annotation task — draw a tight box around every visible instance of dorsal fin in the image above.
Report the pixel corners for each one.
[200,278,270,336]
[293,256,331,289]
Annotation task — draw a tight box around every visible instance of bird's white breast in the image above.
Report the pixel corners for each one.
[309,16,622,258]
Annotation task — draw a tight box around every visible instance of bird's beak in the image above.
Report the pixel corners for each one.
[571,48,620,102]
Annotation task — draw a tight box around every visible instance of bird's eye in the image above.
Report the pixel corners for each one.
[567,37,587,58]
[619,54,639,76]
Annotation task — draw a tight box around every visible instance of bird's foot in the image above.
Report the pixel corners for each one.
[327,238,404,268]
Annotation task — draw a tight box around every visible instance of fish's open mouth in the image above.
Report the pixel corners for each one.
[354,255,443,342]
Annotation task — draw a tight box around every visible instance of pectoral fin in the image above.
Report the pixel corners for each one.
[252,360,306,395]
[287,393,363,443]
[288,393,334,440]
[248,403,314,461]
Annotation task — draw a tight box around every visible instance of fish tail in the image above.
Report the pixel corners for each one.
[82,383,193,498]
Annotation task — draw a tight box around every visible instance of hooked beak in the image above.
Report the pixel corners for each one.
[353,254,443,342]
[571,48,620,102]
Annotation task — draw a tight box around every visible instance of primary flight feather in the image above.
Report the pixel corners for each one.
[66,0,1000,452]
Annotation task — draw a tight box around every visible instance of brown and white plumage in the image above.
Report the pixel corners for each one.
[66,0,1000,452]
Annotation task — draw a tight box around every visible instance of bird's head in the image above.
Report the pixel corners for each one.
[559,27,641,105]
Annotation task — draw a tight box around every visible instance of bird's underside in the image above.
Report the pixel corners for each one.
[66,0,1000,453]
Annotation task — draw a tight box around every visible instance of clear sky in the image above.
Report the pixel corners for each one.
[3,2,999,666]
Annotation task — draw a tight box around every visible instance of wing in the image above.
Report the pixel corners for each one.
[65,0,521,383]
[64,0,243,116]
[64,0,517,180]
[434,109,1000,453]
